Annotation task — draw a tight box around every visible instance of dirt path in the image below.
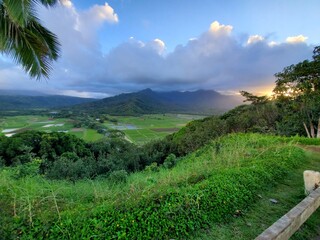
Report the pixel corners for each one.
[298,145,320,153]
[303,145,320,153]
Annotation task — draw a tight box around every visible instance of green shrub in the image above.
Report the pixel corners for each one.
[145,162,159,172]
[13,158,42,179]
[163,153,177,169]
[108,170,128,183]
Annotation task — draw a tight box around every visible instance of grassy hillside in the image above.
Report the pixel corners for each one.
[194,147,320,240]
[1,134,319,239]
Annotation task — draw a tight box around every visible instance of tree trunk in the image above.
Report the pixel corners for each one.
[317,117,320,138]
[303,122,311,138]
[310,122,315,138]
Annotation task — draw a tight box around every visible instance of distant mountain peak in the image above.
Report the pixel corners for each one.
[139,88,154,93]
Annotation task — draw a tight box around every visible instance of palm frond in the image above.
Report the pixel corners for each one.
[38,0,59,7]
[5,18,60,79]
[2,0,36,27]
[0,1,60,79]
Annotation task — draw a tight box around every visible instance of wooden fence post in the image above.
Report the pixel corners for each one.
[256,170,320,240]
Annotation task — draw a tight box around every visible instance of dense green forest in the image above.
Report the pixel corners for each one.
[0,46,320,239]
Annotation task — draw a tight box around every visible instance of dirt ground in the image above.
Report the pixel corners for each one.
[301,145,320,153]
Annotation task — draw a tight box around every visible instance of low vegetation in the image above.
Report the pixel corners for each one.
[194,148,320,240]
[1,133,318,239]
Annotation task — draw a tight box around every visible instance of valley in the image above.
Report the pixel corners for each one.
[104,114,205,144]
[0,2,319,239]
[1,46,320,239]
[0,114,204,144]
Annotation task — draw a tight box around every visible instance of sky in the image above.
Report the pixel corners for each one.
[0,0,319,98]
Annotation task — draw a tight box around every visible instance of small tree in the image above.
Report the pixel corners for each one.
[163,153,177,169]
[273,46,320,138]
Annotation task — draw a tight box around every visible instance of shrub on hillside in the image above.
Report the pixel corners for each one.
[108,170,128,183]
[163,153,177,169]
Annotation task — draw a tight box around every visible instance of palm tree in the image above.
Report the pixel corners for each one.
[0,0,60,79]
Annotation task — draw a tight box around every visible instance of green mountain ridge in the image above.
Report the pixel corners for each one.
[69,88,243,115]
[0,95,96,110]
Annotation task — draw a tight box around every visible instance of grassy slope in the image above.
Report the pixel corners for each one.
[1,134,319,239]
[194,147,320,240]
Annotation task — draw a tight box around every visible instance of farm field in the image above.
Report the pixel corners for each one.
[104,114,205,144]
[0,114,205,144]
[0,115,103,142]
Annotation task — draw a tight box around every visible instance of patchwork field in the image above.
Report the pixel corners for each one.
[104,114,205,144]
[0,115,103,142]
[0,114,205,144]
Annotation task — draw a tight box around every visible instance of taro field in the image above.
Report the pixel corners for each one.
[0,115,103,142]
[104,114,205,144]
[0,114,205,144]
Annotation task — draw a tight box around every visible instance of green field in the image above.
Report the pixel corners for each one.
[0,115,103,142]
[104,114,205,144]
[0,114,204,143]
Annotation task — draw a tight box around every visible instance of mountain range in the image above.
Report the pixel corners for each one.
[0,89,243,115]
[69,88,243,115]
[0,93,95,110]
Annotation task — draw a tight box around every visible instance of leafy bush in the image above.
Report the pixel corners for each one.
[145,162,159,172]
[108,170,128,183]
[13,158,42,179]
[163,153,177,169]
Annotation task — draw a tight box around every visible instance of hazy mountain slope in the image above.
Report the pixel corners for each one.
[70,89,243,115]
[0,95,96,110]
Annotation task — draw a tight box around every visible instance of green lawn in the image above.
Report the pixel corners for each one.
[82,129,104,142]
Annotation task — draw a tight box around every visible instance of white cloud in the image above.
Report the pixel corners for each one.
[97,21,312,93]
[247,35,264,45]
[57,90,110,98]
[286,35,308,44]
[0,16,314,97]
[268,41,278,47]
[147,39,166,55]
[60,0,73,8]
[209,21,233,34]
[85,3,119,24]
